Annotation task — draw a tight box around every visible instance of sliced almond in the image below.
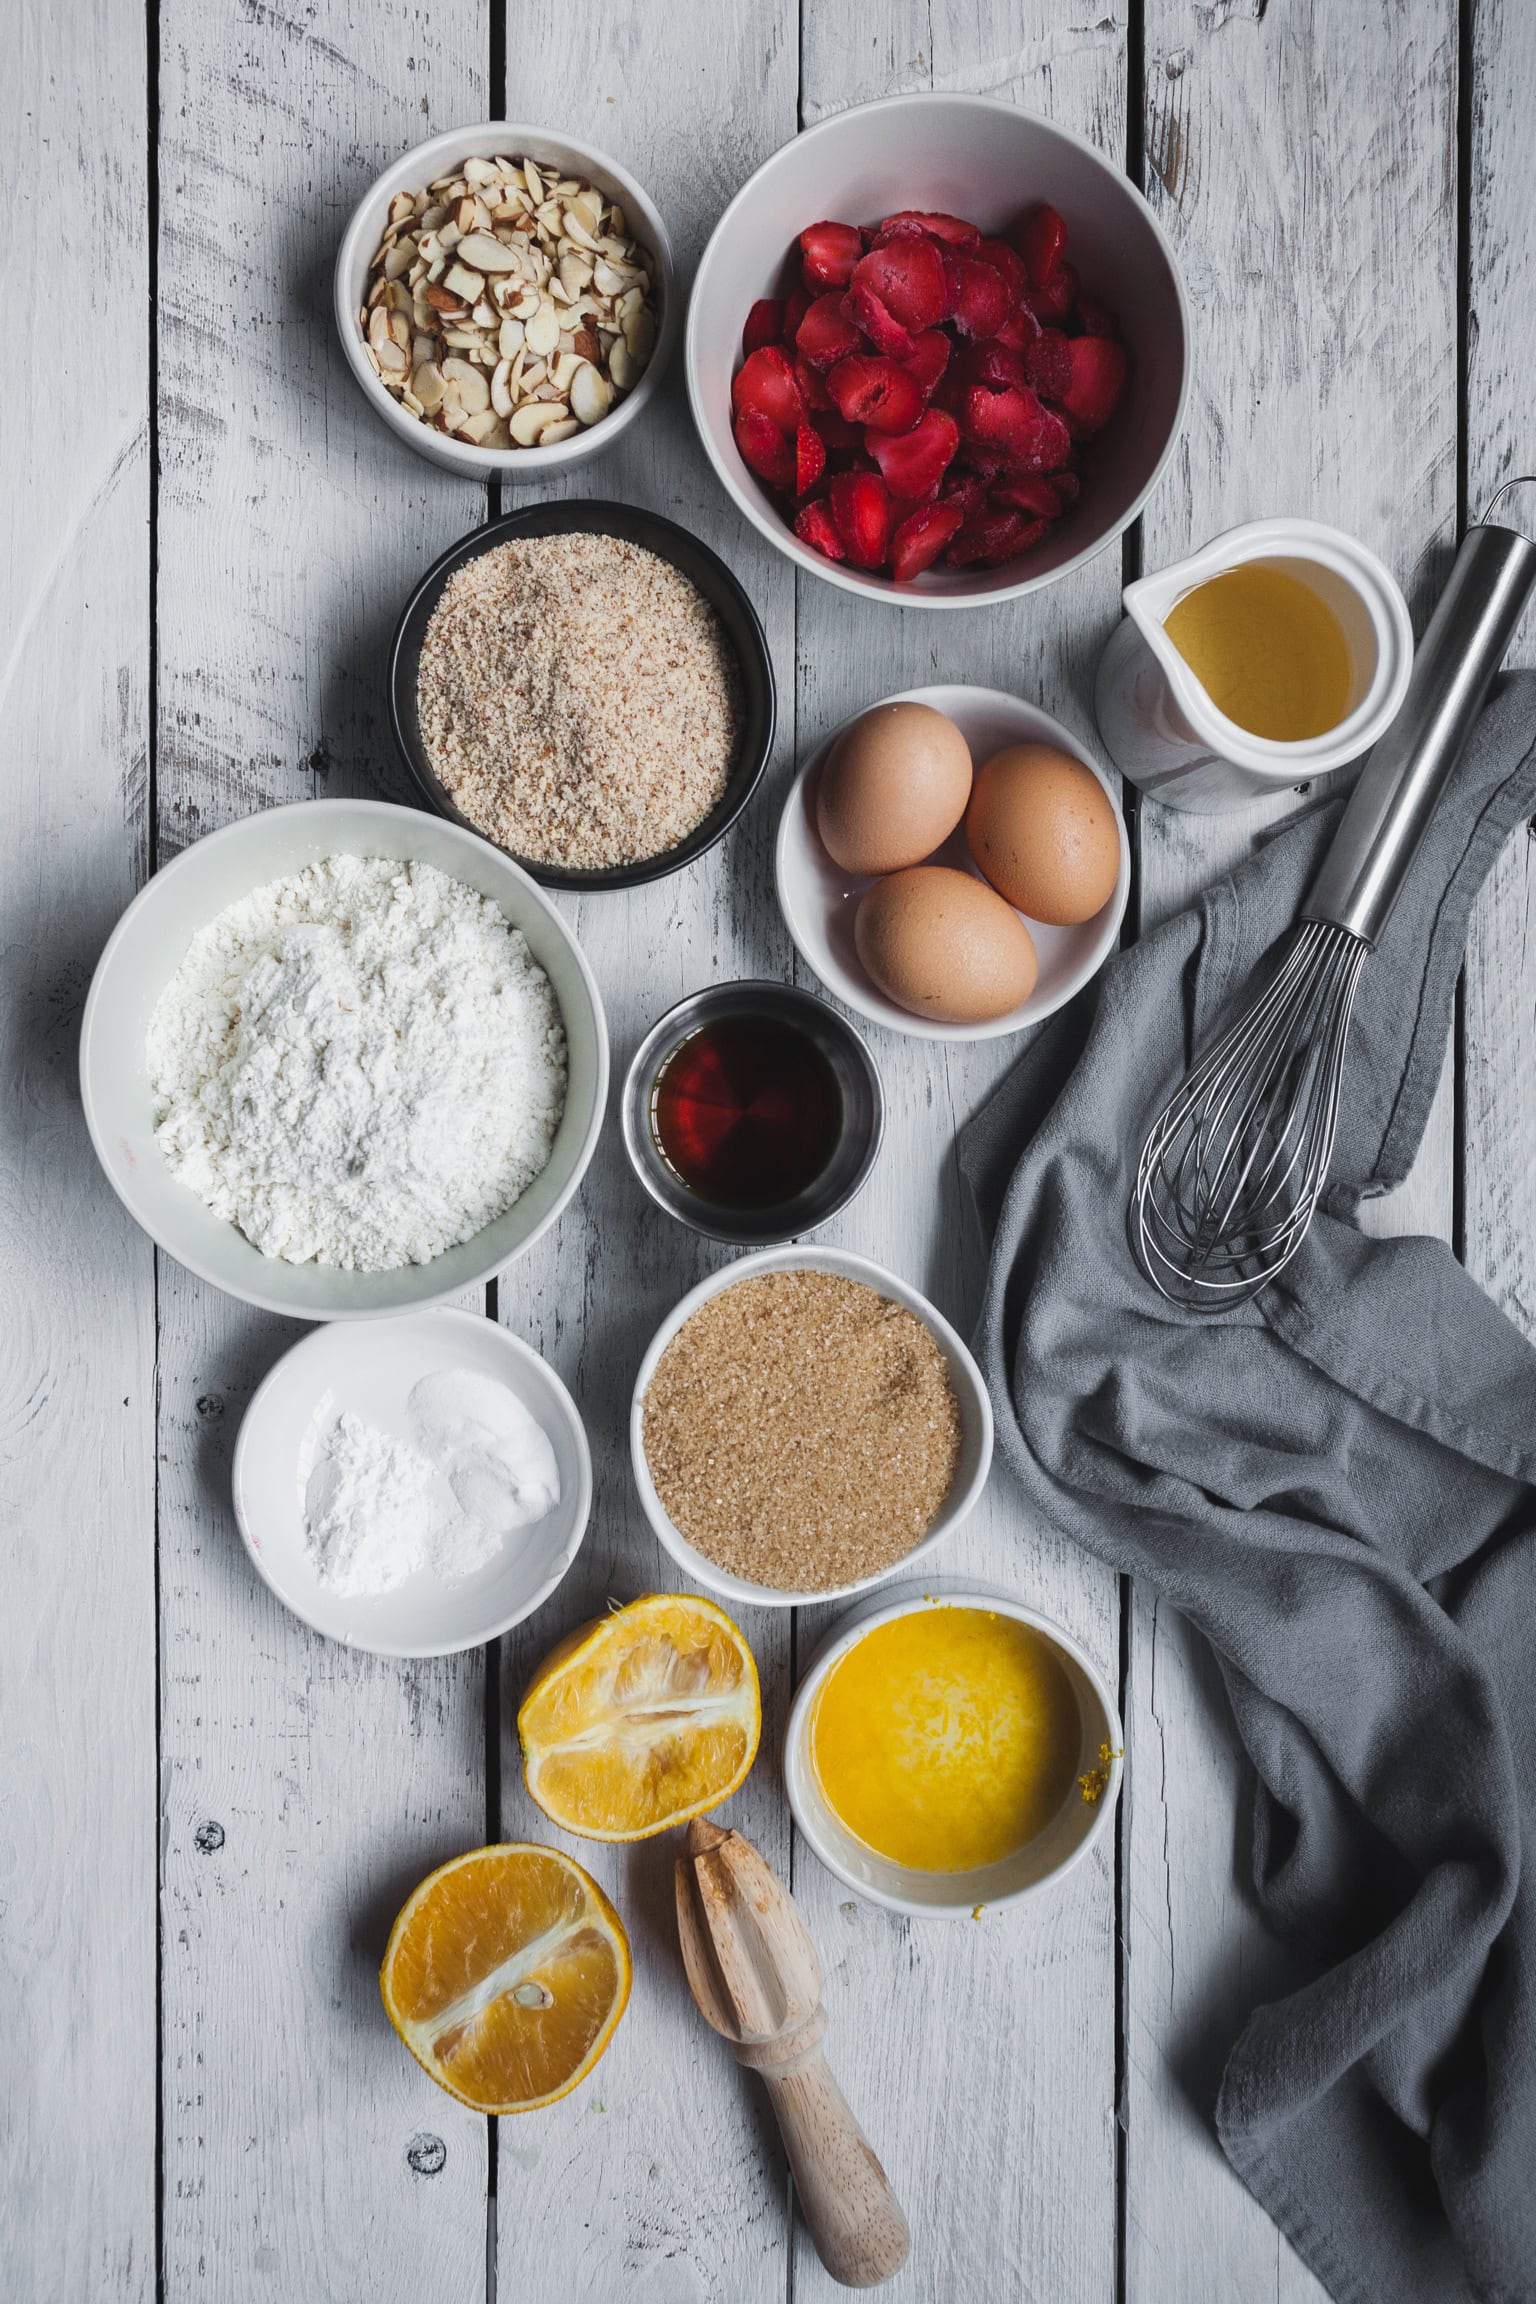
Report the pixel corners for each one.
[509,400,564,445]
[464,156,500,188]
[548,349,580,392]
[424,282,467,316]
[572,325,601,363]
[498,315,525,361]
[388,190,416,228]
[608,339,639,391]
[441,355,491,414]
[522,158,545,204]
[569,361,612,426]
[539,417,580,444]
[376,336,409,375]
[412,360,445,412]
[443,262,484,301]
[561,208,603,254]
[459,406,502,443]
[524,300,560,356]
[624,305,657,362]
[457,230,520,273]
[490,357,514,419]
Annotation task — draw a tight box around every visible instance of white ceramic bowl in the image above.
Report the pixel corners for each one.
[776,684,1129,1041]
[687,92,1189,606]
[80,799,609,1318]
[334,121,677,480]
[785,1579,1123,1919]
[232,1309,591,1655]
[629,1244,993,1610]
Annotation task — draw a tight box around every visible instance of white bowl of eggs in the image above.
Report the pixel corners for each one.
[774,684,1129,1040]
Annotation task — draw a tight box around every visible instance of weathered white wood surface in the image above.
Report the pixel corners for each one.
[8,2,1536,2299]
[154,5,491,2296]
[1128,3,1457,2300]
[489,7,801,2298]
[789,12,1126,2303]
[0,6,156,2301]
[1464,0,1536,1337]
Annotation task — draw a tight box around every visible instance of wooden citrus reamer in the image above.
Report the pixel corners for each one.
[675,1819,911,2289]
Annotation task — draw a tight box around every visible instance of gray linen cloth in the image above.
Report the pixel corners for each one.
[960,673,1536,2304]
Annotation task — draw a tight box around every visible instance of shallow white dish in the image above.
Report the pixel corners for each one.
[785,1579,1123,1919]
[79,799,609,1319]
[776,684,1130,1042]
[629,1244,993,1611]
[334,120,676,480]
[687,91,1189,608]
[232,1308,591,1656]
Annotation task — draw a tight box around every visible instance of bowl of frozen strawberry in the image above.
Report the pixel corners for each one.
[686,93,1189,605]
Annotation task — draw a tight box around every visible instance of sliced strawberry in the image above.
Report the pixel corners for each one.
[942,254,1011,339]
[794,498,847,561]
[995,304,1043,352]
[1025,262,1079,325]
[743,298,784,356]
[1051,467,1081,502]
[945,505,1027,568]
[783,280,813,342]
[1076,292,1119,339]
[972,236,1029,304]
[963,385,1072,471]
[865,408,960,501]
[938,467,989,522]
[734,406,796,490]
[731,344,804,433]
[809,405,863,453]
[851,238,947,331]
[796,291,863,371]
[829,470,895,568]
[826,353,924,433]
[794,353,833,411]
[901,328,951,400]
[874,209,980,250]
[890,501,964,581]
[1057,335,1128,431]
[1016,203,1068,286]
[958,339,1032,395]
[799,220,863,292]
[795,421,827,495]
[1025,327,1073,402]
[841,277,916,358]
[991,471,1065,517]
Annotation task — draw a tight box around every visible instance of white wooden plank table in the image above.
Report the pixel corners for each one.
[5,3,1534,2297]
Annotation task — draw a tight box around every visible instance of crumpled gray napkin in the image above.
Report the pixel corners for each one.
[960,672,1536,2304]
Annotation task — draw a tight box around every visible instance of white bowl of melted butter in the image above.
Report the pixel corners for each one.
[785,1579,1122,1919]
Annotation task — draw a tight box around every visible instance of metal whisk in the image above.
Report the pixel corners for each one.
[1134,497,1536,1312]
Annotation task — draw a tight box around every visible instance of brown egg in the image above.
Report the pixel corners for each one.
[817,701,973,875]
[965,744,1121,926]
[855,867,1038,1025]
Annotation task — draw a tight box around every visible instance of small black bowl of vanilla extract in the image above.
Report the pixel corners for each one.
[621,983,884,1244]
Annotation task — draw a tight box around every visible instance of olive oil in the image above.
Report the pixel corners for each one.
[1164,560,1354,742]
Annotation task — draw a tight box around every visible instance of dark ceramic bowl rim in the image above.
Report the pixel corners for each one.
[387,499,777,891]
[620,979,885,1245]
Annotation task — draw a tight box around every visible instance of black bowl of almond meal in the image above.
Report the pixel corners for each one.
[389,500,776,890]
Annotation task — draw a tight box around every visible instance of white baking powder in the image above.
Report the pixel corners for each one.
[146,854,567,1271]
[303,1369,563,1595]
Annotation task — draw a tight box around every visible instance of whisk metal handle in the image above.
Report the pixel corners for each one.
[1302,520,1536,946]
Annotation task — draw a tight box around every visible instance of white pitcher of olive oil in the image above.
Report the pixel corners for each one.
[1094,517,1415,813]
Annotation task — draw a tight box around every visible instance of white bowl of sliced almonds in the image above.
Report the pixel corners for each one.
[335,122,676,478]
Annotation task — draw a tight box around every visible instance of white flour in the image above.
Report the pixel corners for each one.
[303,1369,563,1595]
[146,854,567,1271]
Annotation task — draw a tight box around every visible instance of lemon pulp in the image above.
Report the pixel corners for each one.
[809,1607,1080,1872]
[1163,561,1354,742]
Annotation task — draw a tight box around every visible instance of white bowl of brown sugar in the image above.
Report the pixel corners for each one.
[630,1246,993,1610]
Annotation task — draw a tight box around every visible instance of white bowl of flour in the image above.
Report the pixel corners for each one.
[80,800,607,1316]
[233,1308,591,1653]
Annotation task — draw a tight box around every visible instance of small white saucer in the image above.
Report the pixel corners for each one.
[774,683,1130,1042]
[232,1308,591,1656]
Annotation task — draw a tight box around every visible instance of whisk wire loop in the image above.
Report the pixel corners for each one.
[1134,921,1368,1310]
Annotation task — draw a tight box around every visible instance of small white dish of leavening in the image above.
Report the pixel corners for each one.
[232,1308,591,1655]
